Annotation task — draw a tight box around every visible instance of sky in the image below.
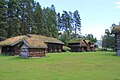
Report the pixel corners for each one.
[36,0,120,40]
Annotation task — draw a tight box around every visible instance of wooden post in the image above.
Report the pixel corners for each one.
[0,47,1,54]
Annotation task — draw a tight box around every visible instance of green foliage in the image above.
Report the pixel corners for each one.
[0,52,120,80]
[102,29,115,50]
[0,0,8,38]
[0,0,58,38]
[59,32,69,45]
[32,2,44,35]
[63,46,71,52]
[82,34,97,43]
[68,38,82,43]
[57,10,81,45]
[0,0,83,44]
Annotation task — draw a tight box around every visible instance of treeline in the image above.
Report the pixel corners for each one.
[0,0,57,38]
[0,0,81,42]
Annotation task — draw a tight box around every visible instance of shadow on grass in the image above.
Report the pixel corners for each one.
[101,51,118,57]
[0,55,31,61]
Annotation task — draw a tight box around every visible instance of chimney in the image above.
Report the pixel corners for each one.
[27,34,32,38]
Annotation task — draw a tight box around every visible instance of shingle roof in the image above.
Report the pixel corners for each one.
[0,34,64,48]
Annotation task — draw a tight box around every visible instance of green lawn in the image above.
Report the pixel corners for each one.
[0,52,120,80]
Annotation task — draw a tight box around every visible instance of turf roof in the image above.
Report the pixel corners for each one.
[68,38,90,44]
[112,25,120,34]
[68,38,82,43]
[0,35,26,46]
[0,34,64,48]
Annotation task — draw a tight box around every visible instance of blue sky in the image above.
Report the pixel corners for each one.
[36,0,120,40]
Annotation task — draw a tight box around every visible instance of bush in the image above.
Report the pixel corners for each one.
[63,46,71,52]
[101,48,107,51]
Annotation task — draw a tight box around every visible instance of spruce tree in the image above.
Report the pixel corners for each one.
[7,0,21,37]
[73,10,81,38]
[0,0,7,38]
[32,2,45,35]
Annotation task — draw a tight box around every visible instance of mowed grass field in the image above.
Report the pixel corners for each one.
[0,52,120,80]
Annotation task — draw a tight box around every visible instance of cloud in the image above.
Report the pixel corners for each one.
[115,1,120,9]
[115,1,120,4]
[81,26,105,40]
[116,5,120,9]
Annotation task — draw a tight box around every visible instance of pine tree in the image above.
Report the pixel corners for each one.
[7,0,21,37]
[49,5,58,38]
[42,5,58,38]
[73,10,81,38]
[19,0,35,35]
[32,2,45,35]
[0,0,7,38]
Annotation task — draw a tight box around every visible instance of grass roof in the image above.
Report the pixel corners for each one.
[24,35,47,48]
[0,34,64,48]
[112,25,120,34]
[0,36,26,46]
[68,38,82,43]
[38,35,64,44]
[68,38,91,44]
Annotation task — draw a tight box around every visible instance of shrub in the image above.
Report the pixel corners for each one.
[63,46,71,52]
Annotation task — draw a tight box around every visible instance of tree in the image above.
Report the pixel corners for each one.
[102,29,115,50]
[32,2,44,35]
[49,5,58,38]
[56,10,82,45]
[82,34,97,43]
[59,32,69,46]
[19,0,35,35]
[6,0,22,37]
[27,0,31,33]
[73,10,81,38]
[0,0,7,38]
[42,5,58,38]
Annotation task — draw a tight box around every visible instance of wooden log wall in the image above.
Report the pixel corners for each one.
[115,34,120,56]
[14,47,21,55]
[29,48,46,57]
[116,34,120,50]
[47,43,63,53]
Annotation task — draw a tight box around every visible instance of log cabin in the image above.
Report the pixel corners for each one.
[0,34,64,58]
[0,37,5,54]
[68,39,96,52]
[112,25,120,56]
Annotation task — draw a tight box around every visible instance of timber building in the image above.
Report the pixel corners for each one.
[68,39,96,52]
[0,34,64,58]
[112,25,120,56]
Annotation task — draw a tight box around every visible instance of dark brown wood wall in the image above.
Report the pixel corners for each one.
[47,43,63,53]
[29,48,46,57]
[115,34,120,50]
[14,47,21,55]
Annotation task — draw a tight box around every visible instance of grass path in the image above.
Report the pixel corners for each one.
[0,52,120,80]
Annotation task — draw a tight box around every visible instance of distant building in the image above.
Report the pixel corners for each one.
[68,39,96,52]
